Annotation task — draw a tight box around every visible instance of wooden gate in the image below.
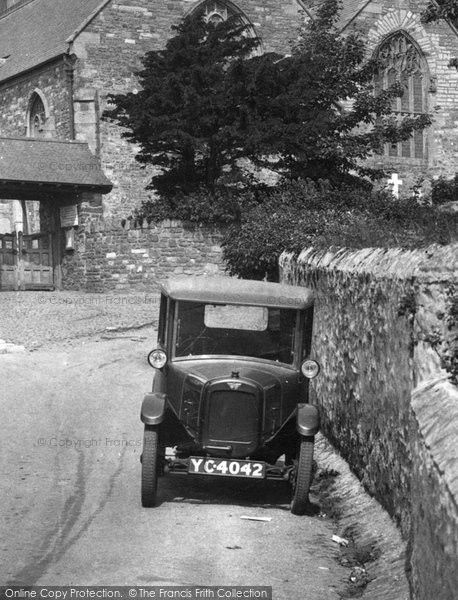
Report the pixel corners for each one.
[0,233,17,290]
[0,232,54,290]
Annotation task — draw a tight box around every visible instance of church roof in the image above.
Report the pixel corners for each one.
[0,137,113,194]
[0,0,110,83]
[339,0,373,30]
[298,0,373,31]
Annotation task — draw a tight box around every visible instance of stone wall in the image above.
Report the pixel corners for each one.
[410,379,458,600]
[61,200,225,291]
[280,244,458,600]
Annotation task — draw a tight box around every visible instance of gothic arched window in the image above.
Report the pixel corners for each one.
[202,1,228,24]
[193,0,257,40]
[374,32,428,159]
[28,92,47,138]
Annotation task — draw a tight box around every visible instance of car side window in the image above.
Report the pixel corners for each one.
[157,294,168,346]
[269,309,296,364]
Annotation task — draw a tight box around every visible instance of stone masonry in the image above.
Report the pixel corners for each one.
[0,0,457,291]
[71,0,308,220]
[2,0,456,222]
[60,194,225,291]
[280,243,458,600]
[346,0,458,189]
[0,59,72,139]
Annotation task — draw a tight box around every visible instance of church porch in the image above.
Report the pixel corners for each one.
[0,136,112,290]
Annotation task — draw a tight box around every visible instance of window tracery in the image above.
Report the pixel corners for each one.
[201,1,231,24]
[28,92,47,138]
[374,32,428,160]
[191,1,259,51]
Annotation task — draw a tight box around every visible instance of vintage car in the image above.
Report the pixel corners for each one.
[141,276,320,515]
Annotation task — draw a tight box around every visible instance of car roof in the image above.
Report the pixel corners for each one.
[161,276,314,309]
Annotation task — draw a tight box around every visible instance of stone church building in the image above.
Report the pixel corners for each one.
[0,0,457,291]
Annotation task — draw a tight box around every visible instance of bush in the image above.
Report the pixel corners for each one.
[134,187,260,225]
[222,200,333,280]
[222,179,458,281]
[431,175,458,205]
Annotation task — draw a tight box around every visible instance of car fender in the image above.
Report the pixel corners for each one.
[296,403,320,436]
[141,392,167,425]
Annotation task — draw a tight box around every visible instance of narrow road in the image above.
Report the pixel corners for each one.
[0,334,349,599]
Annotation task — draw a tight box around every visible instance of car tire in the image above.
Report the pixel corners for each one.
[141,425,159,507]
[290,435,314,516]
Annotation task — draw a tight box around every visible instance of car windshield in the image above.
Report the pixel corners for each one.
[175,301,297,364]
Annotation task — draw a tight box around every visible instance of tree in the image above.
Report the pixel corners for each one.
[422,0,458,25]
[421,0,458,68]
[105,0,431,206]
[104,13,261,198]
[226,0,431,185]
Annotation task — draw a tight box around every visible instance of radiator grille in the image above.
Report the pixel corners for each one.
[207,390,258,444]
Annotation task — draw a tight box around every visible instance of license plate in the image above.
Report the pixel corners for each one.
[188,457,266,478]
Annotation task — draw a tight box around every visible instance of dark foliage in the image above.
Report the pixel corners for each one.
[421,1,458,68]
[105,0,431,210]
[104,13,261,198]
[224,0,431,186]
[103,0,452,284]
[138,186,258,224]
[421,0,458,26]
[432,175,458,204]
[222,179,458,281]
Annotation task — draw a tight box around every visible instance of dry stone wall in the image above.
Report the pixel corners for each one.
[280,244,458,600]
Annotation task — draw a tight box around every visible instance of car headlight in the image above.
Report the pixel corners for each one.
[147,349,168,369]
[301,359,320,379]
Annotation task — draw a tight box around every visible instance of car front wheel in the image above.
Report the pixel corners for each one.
[141,425,159,507]
[290,435,314,515]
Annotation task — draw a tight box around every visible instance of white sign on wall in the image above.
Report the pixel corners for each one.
[60,204,78,228]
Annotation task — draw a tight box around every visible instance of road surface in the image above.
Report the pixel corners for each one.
[0,333,363,598]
